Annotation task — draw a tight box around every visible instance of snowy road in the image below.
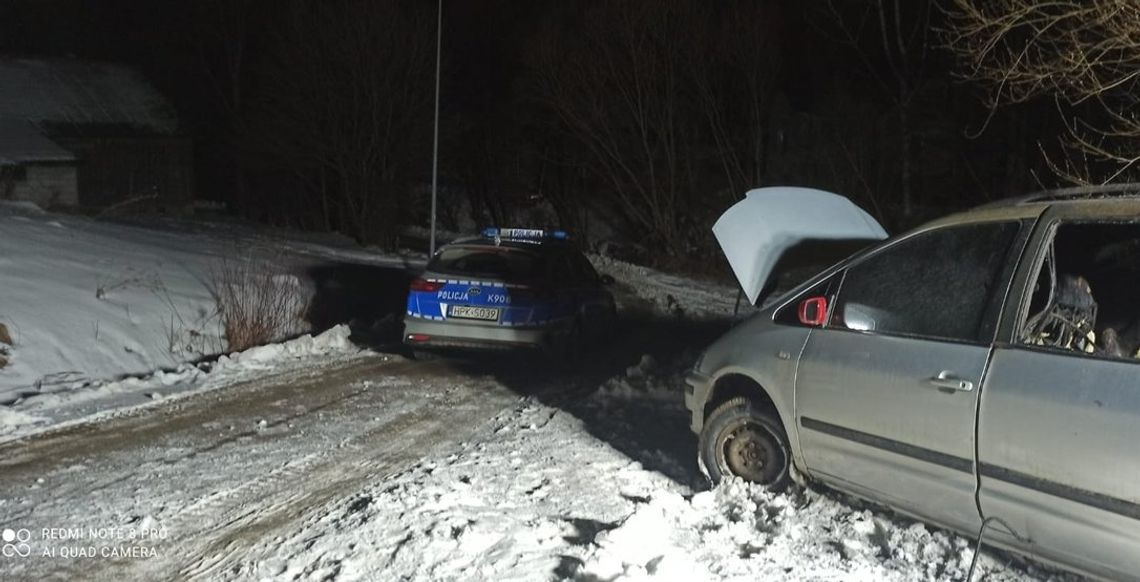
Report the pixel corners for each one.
[0,354,535,580]
[0,312,1070,581]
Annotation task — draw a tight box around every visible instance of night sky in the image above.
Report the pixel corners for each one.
[0,0,1067,259]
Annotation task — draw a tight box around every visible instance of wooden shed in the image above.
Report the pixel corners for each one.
[0,58,192,212]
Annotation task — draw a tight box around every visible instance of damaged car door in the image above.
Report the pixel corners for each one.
[795,220,1027,534]
[977,205,1140,580]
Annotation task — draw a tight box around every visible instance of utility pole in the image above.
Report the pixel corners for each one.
[429,0,442,255]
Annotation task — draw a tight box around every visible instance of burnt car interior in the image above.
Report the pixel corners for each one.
[1021,222,1140,360]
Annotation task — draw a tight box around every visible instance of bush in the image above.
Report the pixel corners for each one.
[208,256,311,352]
[0,322,11,369]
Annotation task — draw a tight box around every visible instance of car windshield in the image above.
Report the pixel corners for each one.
[427,245,544,280]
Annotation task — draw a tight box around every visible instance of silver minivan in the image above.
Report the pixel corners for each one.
[686,186,1140,580]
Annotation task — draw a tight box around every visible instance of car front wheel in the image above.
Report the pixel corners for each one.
[699,397,791,490]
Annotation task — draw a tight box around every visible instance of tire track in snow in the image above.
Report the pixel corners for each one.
[0,356,521,582]
[0,359,386,526]
[175,382,514,581]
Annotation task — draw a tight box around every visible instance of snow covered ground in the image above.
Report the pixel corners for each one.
[1,343,1069,582]
[0,201,418,438]
[223,361,1067,582]
[0,206,1072,582]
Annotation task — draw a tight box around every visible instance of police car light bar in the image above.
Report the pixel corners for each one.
[482,227,568,240]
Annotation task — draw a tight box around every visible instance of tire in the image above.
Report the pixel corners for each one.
[699,397,792,491]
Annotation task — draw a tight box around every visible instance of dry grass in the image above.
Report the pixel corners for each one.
[0,322,11,369]
[207,256,311,352]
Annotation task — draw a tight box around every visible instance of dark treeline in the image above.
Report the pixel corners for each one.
[0,0,1066,266]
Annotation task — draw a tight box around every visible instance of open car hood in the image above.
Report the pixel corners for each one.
[713,187,888,305]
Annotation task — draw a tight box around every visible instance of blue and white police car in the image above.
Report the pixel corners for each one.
[404,228,616,355]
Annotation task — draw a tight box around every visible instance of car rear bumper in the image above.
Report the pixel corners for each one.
[403,317,556,351]
[684,370,713,434]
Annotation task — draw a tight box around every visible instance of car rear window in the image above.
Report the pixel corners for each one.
[427,245,544,280]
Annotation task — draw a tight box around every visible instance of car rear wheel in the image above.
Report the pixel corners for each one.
[699,397,791,490]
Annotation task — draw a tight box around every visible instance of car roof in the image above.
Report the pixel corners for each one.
[989,183,1140,205]
[923,201,1047,229]
[922,184,1140,231]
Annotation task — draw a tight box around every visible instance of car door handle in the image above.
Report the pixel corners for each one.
[928,371,974,393]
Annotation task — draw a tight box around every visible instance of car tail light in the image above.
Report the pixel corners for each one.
[410,278,444,292]
[407,334,431,342]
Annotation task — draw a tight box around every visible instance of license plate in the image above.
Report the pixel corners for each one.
[448,305,500,321]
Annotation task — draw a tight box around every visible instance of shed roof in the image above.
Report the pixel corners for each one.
[0,118,74,165]
[0,58,178,135]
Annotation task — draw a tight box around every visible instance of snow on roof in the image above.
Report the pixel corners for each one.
[0,118,75,164]
[0,58,178,135]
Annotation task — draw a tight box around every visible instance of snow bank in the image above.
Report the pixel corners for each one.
[0,203,234,399]
[0,407,46,432]
[590,254,743,320]
[579,479,982,581]
[0,202,413,404]
[0,201,417,439]
[214,324,352,368]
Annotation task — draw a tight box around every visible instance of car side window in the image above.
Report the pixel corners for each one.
[1019,221,1140,362]
[831,221,1020,344]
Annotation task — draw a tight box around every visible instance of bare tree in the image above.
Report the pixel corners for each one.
[530,0,782,257]
[251,0,433,246]
[188,0,258,211]
[531,0,694,254]
[189,0,255,127]
[944,0,1140,183]
[686,1,782,197]
[819,0,936,219]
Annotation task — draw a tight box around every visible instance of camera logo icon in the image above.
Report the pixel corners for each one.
[2,528,31,557]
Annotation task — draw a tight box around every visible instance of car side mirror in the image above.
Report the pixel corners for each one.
[599,274,615,286]
[797,296,829,327]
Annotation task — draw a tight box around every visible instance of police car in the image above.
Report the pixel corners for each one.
[404,227,616,356]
